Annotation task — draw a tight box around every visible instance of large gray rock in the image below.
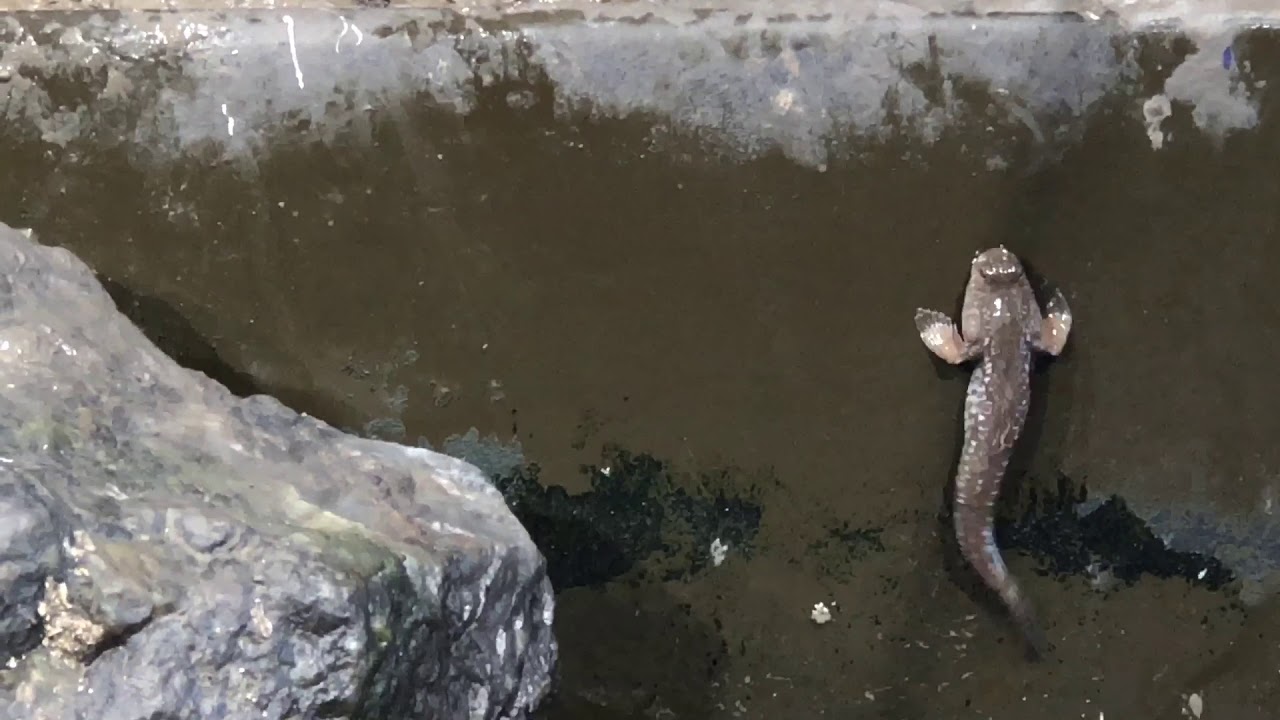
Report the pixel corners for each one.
[0,223,556,718]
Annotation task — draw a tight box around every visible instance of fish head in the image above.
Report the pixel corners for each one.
[970,246,1024,287]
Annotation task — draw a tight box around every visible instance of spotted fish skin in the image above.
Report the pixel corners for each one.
[913,247,1072,659]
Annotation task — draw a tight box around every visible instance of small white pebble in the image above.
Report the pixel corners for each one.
[1188,692,1203,718]
[710,538,729,567]
[810,602,831,624]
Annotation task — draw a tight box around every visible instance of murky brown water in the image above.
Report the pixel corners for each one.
[3,28,1280,719]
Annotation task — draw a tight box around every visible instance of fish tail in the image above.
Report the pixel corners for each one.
[1009,593,1048,660]
[954,501,1047,658]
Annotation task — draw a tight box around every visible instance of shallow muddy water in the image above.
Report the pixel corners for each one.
[1,9,1278,719]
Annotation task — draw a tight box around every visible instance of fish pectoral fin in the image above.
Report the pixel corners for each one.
[1034,288,1072,356]
[914,308,977,364]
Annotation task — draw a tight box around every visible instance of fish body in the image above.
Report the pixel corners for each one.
[914,247,1072,658]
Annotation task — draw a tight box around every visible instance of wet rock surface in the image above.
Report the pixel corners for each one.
[0,224,555,718]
